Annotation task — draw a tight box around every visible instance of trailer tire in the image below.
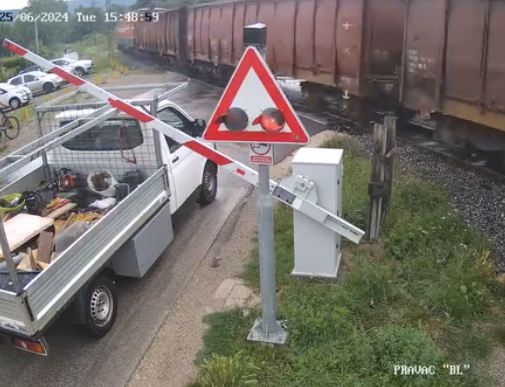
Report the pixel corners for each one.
[197,162,217,206]
[83,276,117,338]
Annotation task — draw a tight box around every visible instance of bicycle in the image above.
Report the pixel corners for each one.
[0,109,20,142]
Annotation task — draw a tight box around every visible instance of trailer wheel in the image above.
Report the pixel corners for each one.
[83,276,117,338]
[198,162,217,206]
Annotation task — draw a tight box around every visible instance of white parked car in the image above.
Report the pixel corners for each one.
[8,71,65,95]
[18,64,76,77]
[18,65,76,85]
[51,57,94,77]
[0,83,33,104]
[0,83,30,110]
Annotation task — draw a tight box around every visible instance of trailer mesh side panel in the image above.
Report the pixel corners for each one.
[37,104,159,183]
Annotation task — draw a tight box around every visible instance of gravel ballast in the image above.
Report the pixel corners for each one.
[355,134,505,271]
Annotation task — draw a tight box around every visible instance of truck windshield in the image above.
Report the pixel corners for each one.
[60,119,144,151]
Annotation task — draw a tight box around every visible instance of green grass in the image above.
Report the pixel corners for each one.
[191,134,505,387]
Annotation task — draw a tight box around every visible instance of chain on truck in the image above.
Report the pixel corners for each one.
[0,39,364,356]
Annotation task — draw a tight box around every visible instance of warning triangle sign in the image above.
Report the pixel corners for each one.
[203,46,310,145]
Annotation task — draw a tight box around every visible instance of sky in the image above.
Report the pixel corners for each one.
[0,0,29,10]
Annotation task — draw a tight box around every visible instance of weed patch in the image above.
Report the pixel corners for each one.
[192,134,504,387]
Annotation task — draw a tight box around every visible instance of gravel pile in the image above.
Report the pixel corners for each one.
[355,134,505,271]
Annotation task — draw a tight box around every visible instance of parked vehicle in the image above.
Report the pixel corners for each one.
[8,71,65,95]
[51,57,94,77]
[0,86,217,355]
[0,83,30,110]
[18,64,76,77]
[0,83,32,105]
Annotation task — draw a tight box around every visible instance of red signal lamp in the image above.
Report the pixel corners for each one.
[214,107,248,132]
[253,108,285,133]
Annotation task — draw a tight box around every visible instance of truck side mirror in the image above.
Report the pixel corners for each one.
[191,119,206,137]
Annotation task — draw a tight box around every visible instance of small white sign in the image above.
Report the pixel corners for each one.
[249,143,274,165]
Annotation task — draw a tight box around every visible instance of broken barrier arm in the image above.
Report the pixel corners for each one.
[2,39,365,244]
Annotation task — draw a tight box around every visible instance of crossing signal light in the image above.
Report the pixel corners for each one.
[253,108,285,133]
[214,107,286,133]
[214,107,248,132]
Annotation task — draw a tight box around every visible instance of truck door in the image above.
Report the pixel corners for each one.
[157,107,202,213]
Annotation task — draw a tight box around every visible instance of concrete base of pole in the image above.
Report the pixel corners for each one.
[247,317,288,345]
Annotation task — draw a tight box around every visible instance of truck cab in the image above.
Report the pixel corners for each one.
[52,100,218,214]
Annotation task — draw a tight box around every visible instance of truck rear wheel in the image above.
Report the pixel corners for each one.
[83,276,117,338]
[198,162,217,205]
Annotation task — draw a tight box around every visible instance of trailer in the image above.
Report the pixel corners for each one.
[0,82,218,355]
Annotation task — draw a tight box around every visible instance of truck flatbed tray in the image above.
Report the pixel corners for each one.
[0,272,37,292]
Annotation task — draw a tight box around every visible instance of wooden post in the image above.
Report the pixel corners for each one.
[382,115,397,215]
[366,123,387,242]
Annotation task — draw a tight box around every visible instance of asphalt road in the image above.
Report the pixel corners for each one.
[0,79,328,387]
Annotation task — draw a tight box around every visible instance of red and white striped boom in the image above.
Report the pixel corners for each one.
[3,39,364,243]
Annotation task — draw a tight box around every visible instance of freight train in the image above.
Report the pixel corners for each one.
[116,0,505,165]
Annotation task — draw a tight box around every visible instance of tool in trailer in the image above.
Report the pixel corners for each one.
[2,39,365,244]
[58,168,88,191]
[0,193,25,217]
[22,191,45,215]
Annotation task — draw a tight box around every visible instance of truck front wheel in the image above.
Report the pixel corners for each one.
[83,276,118,338]
[198,162,217,206]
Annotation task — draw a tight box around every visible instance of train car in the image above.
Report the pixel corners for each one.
[134,7,184,63]
[401,0,505,161]
[116,11,140,51]
[116,16,136,51]
[184,0,406,120]
[116,8,167,52]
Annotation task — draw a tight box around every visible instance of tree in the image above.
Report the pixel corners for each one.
[25,0,70,49]
[68,5,106,43]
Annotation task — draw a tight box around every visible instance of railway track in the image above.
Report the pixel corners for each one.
[119,51,505,183]
[280,83,505,183]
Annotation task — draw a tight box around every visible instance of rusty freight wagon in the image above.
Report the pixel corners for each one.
[401,0,505,159]
[185,0,405,119]
[116,8,167,52]
[133,8,186,57]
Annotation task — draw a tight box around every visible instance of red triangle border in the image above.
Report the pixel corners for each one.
[203,47,309,144]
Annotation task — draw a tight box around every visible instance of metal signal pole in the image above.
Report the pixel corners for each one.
[244,23,288,345]
[106,0,114,60]
[34,19,39,52]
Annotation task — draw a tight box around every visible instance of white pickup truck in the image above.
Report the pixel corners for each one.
[0,87,218,354]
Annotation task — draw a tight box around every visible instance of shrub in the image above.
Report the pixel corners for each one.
[198,351,260,387]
